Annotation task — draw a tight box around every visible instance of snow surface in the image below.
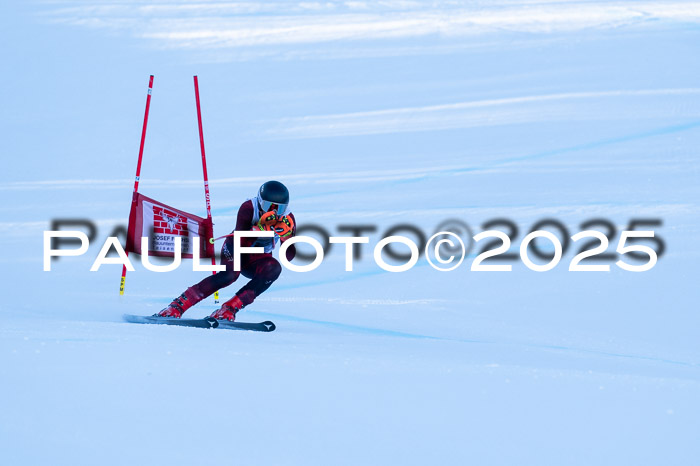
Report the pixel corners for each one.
[2,1,700,465]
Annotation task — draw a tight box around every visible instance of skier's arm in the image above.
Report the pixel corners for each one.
[234,200,256,247]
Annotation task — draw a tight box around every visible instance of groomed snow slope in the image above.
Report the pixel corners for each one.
[1,1,699,465]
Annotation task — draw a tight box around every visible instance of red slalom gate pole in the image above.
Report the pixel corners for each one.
[193,76,220,303]
[120,75,154,296]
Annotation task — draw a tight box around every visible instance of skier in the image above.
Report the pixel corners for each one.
[157,180,296,321]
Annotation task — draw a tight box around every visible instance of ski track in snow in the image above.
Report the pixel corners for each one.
[4,110,700,194]
[4,115,697,238]
[251,310,700,371]
[263,89,700,138]
[41,1,700,60]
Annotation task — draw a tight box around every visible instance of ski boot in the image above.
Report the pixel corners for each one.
[156,287,203,318]
[210,295,244,321]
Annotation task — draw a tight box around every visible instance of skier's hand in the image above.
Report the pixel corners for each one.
[255,210,278,231]
[274,215,295,241]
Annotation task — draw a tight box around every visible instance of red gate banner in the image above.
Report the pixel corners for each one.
[126,192,214,259]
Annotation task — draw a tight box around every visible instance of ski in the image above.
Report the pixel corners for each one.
[122,314,276,332]
[216,320,276,332]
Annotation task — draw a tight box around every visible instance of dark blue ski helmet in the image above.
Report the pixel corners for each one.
[257,180,289,215]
